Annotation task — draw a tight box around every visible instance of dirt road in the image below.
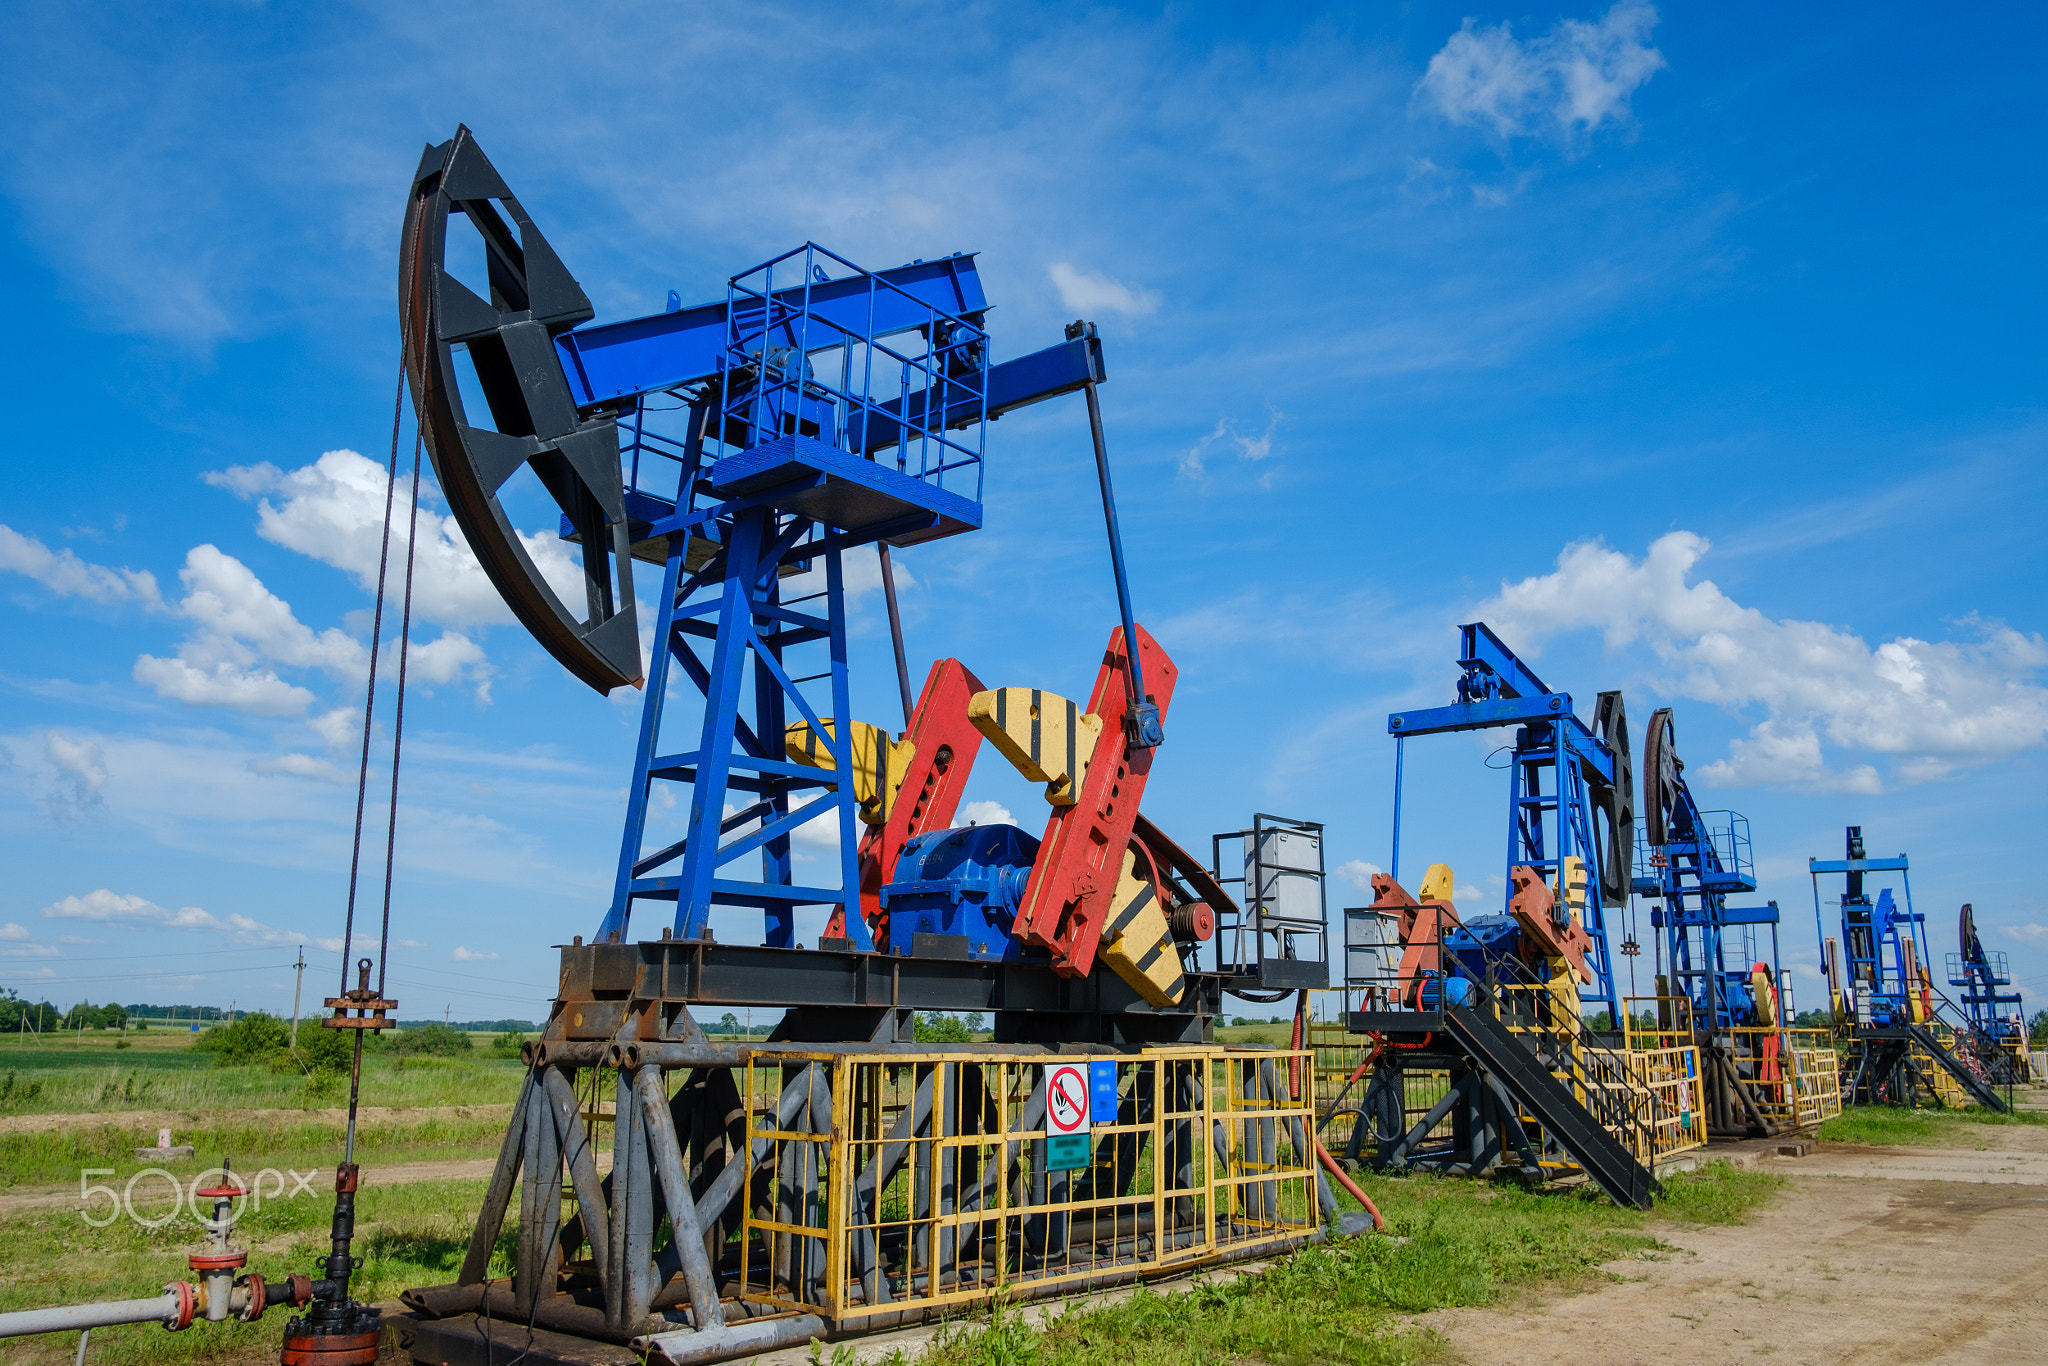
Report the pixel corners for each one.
[1425,1132,2048,1365]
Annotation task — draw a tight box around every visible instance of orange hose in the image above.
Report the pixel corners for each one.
[1314,1131,1385,1231]
[1289,995,1305,1098]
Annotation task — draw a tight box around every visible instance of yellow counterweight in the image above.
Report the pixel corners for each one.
[784,719,916,826]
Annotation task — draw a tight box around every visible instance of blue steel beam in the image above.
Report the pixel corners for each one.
[1389,694,1578,736]
[847,331,1104,454]
[555,254,989,408]
[1387,699,1618,788]
[1458,622,1551,701]
[1808,857,1910,873]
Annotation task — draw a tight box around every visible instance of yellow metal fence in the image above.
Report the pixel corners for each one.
[1624,999,1843,1132]
[737,1048,1319,1324]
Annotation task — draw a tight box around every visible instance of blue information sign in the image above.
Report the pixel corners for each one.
[1089,1060,1119,1122]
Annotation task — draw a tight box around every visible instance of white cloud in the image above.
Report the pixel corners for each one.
[1454,884,1486,905]
[954,799,1016,828]
[1335,858,1384,894]
[407,631,492,703]
[308,708,360,749]
[44,732,108,819]
[250,753,351,784]
[2008,923,2048,944]
[135,655,317,716]
[212,449,580,629]
[0,922,30,940]
[134,545,363,715]
[397,938,429,949]
[1179,412,1285,480]
[1047,262,1160,319]
[2,939,60,958]
[1473,531,2048,792]
[202,462,283,499]
[0,523,163,607]
[1416,1,1665,145]
[43,888,312,946]
[451,945,500,962]
[134,540,490,715]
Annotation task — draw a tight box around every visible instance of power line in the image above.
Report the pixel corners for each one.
[3,963,299,989]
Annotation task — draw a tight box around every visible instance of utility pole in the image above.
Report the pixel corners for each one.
[444,1004,451,1025]
[290,946,307,1049]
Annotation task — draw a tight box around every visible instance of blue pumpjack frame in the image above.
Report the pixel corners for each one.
[581,245,1103,951]
[1810,844,1924,1026]
[1634,775,1776,1031]
[1387,623,1624,1022]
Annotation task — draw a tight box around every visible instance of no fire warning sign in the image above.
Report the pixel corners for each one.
[1044,1062,1089,1136]
[1044,1061,1092,1171]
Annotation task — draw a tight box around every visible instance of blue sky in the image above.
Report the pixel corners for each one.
[2,1,2043,1025]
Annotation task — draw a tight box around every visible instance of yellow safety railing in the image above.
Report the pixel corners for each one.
[736,1047,1320,1324]
[1622,998,1842,1131]
[1623,1045,1706,1162]
[1911,1025,1979,1108]
[1305,987,1708,1172]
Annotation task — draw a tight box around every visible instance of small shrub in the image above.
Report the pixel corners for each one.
[114,1038,132,1050]
[297,1023,358,1071]
[490,1031,528,1058]
[390,1023,474,1057]
[0,1072,45,1108]
[194,1012,292,1066]
[304,1065,341,1098]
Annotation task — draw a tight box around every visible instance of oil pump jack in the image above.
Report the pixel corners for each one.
[1813,828,2010,1109]
[0,126,1341,1365]
[378,128,1333,1364]
[1340,624,1659,1210]
[1633,709,1788,1137]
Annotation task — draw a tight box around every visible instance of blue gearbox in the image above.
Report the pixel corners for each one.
[878,823,1041,960]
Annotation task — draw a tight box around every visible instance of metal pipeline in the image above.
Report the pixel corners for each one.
[0,1272,310,1340]
[635,1312,827,1365]
[0,1293,184,1338]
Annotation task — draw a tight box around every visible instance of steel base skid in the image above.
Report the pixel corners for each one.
[544,937,1228,1050]
[402,951,1331,1366]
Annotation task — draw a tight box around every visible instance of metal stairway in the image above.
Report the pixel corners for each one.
[1443,1003,1658,1210]
[1905,1023,2009,1112]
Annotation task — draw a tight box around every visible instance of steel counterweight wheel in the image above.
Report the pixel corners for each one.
[1643,707,1680,849]
[1593,689,1634,907]
[399,125,642,693]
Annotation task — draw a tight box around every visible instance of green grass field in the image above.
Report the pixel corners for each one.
[0,1148,1779,1366]
[0,1031,524,1189]
[0,1176,503,1366]
[0,1028,1793,1366]
[0,1029,525,1117]
[1816,1102,2048,1147]
[911,1163,1780,1366]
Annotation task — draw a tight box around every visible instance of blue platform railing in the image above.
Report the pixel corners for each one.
[719,243,989,504]
[1636,810,1753,886]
